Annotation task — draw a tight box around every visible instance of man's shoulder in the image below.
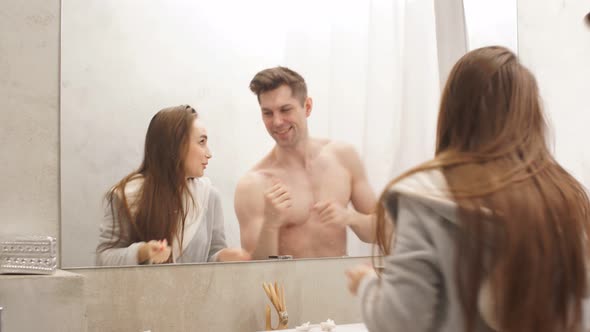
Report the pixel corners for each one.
[327,140,357,154]
[314,139,359,164]
[313,140,367,178]
[234,170,268,216]
[311,137,355,153]
[235,170,268,195]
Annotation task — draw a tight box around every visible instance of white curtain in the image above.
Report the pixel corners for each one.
[344,0,441,255]
[61,0,441,265]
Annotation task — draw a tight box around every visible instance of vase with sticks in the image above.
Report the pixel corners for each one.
[262,281,288,330]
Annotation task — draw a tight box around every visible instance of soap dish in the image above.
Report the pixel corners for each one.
[0,236,57,274]
[295,322,311,331]
[320,319,336,331]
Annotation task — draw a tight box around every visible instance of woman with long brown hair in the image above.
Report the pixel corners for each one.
[97,105,250,265]
[346,46,590,332]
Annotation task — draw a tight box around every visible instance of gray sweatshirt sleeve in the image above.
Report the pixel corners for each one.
[358,196,442,332]
[96,195,144,266]
[207,188,227,262]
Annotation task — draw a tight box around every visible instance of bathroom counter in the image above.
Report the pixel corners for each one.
[0,269,86,332]
[257,323,367,332]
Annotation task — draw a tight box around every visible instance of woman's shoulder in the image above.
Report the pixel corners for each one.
[209,185,221,200]
[109,174,144,202]
[206,180,222,204]
[187,177,221,203]
[387,169,459,225]
[389,169,447,194]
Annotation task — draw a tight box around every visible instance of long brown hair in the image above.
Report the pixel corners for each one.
[375,46,590,332]
[98,105,198,258]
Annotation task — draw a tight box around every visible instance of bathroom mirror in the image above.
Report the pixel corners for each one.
[60,0,518,268]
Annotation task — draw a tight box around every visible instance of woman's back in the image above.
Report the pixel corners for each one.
[354,46,590,332]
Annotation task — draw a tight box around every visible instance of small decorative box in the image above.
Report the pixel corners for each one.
[0,236,57,274]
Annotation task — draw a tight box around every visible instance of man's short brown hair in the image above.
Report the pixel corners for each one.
[249,66,307,106]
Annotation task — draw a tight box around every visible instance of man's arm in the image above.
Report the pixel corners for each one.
[234,173,285,260]
[338,143,380,243]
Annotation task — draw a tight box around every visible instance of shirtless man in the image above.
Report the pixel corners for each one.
[234,66,378,260]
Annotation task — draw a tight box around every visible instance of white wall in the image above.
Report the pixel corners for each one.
[434,0,519,89]
[518,0,590,188]
[0,0,60,239]
[464,0,518,52]
[0,2,85,331]
[434,0,468,87]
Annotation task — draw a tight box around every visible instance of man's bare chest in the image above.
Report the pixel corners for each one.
[272,163,352,224]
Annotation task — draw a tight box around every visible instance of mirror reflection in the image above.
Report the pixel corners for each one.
[96,105,251,265]
[236,67,389,260]
[60,0,516,267]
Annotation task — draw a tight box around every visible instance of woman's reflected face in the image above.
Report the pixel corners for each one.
[184,118,212,178]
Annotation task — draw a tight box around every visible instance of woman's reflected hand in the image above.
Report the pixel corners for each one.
[138,239,171,264]
[217,247,252,262]
[345,264,376,296]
